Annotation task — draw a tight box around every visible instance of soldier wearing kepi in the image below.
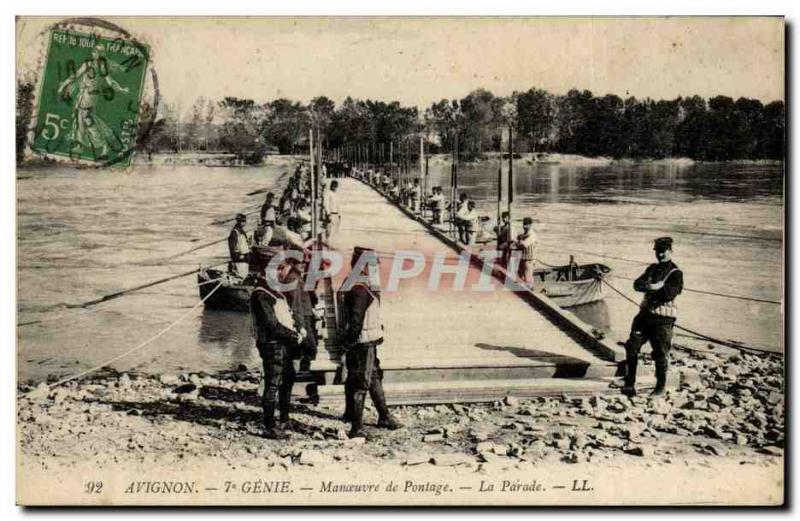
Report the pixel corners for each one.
[341,247,403,439]
[621,237,683,397]
[250,267,306,439]
[227,213,251,279]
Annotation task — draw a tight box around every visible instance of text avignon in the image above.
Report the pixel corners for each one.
[124,481,197,494]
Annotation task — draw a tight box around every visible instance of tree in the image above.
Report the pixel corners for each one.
[218,97,267,162]
[204,98,217,151]
[425,99,463,153]
[675,95,708,160]
[584,94,625,157]
[261,98,309,155]
[515,88,555,153]
[554,89,593,154]
[732,97,764,159]
[459,89,502,158]
[758,101,784,160]
[705,96,737,161]
[185,98,206,151]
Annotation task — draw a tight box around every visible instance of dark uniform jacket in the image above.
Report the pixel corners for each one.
[250,289,298,346]
[495,222,511,248]
[633,260,683,314]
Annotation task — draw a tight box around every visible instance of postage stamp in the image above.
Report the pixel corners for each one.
[29,27,150,167]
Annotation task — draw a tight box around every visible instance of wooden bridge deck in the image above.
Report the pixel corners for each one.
[308,178,658,404]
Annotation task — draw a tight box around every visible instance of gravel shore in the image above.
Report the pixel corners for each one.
[17,338,783,473]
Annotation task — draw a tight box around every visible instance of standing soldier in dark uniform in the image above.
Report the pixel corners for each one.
[621,237,683,397]
[250,273,306,439]
[280,251,318,372]
[341,247,403,439]
[494,211,512,268]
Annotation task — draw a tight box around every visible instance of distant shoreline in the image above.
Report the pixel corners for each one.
[17,152,783,170]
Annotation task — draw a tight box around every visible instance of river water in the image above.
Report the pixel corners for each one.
[17,159,784,382]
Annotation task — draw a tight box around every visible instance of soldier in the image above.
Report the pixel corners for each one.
[411,178,422,214]
[295,199,312,240]
[341,247,403,439]
[429,186,444,225]
[513,217,537,284]
[280,251,318,373]
[254,192,277,247]
[260,191,277,224]
[621,237,683,397]
[249,272,306,439]
[494,211,512,268]
[462,201,479,246]
[322,180,340,240]
[453,193,470,243]
[227,213,251,279]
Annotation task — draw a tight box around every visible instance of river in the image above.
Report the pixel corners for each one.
[17,159,784,382]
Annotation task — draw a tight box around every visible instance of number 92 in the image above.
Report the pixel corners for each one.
[84,481,103,494]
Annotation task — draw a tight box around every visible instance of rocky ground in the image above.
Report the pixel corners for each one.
[17,340,784,473]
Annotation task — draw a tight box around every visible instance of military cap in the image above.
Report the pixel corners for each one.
[235,213,247,222]
[522,217,533,225]
[653,237,673,250]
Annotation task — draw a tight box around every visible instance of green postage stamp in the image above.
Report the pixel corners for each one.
[31,29,149,167]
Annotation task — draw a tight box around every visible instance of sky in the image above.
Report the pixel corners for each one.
[16,16,784,112]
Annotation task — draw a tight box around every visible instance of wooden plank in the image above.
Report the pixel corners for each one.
[314,373,676,406]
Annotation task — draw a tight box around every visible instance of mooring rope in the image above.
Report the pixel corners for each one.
[610,272,781,305]
[18,275,227,328]
[598,276,781,357]
[21,281,224,397]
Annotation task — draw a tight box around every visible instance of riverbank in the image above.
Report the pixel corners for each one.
[18,337,784,477]
[433,153,783,167]
[17,152,783,171]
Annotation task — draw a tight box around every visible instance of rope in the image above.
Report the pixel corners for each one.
[18,275,227,328]
[17,306,103,328]
[599,277,781,357]
[21,281,224,397]
[612,273,781,305]
[155,238,229,262]
[66,261,228,309]
[539,247,649,266]
[210,206,262,226]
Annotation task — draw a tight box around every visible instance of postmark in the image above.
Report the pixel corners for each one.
[29,19,155,168]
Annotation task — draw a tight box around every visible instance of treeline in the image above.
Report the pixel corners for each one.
[16,79,784,164]
[428,88,785,161]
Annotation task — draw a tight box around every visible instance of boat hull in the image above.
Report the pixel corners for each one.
[198,268,252,311]
[532,263,611,308]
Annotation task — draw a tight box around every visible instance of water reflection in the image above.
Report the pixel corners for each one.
[427,160,783,203]
[198,308,254,368]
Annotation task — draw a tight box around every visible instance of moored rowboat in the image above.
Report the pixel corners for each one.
[531,262,611,308]
[198,267,252,311]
